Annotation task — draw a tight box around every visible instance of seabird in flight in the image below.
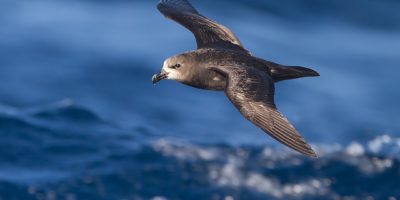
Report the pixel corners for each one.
[152,0,320,157]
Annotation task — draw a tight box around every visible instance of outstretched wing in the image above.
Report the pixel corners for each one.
[209,65,317,157]
[157,0,249,53]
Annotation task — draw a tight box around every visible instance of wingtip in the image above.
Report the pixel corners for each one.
[311,70,320,77]
[307,150,319,158]
[299,142,318,158]
[303,67,320,77]
[157,1,173,13]
[303,145,319,158]
[157,0,199,15]
[156,2,166,11]
[294,66,320,77]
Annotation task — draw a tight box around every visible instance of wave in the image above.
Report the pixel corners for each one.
[0,101,399,200]
[29,99,102,124]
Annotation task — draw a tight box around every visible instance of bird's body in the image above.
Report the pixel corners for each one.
[152,0,320,157]
[165,48,318,91]
[166,48,262,91]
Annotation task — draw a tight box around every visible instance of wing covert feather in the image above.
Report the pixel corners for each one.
[157,0,249,53]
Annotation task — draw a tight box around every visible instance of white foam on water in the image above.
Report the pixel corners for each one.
[152,139,218,161]
[151,196,168,200]
[148,135,400,198]
[368,134,392,153]
[346,142,365,156]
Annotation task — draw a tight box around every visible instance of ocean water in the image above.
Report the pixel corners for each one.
[0,0,400,199]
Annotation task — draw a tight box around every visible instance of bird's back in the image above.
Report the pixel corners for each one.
[180,49,264,91]
[195,48,319,83]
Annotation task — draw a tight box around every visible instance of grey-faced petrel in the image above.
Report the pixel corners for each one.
[152,0,320,157]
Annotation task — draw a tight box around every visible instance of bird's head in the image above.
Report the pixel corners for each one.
[152,55,189,84]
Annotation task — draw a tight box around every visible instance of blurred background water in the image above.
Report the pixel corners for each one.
[0,0,399,199]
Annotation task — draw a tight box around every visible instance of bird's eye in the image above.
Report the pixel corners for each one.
[169,64,181,69]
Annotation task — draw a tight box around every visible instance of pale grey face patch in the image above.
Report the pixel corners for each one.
[162,59,183,80]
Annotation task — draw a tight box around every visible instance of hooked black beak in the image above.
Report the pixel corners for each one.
[152,71,168,85]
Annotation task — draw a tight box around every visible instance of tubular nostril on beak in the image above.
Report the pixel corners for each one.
[152,71,169,85]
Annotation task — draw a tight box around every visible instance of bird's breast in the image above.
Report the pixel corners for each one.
[182,69,226,91]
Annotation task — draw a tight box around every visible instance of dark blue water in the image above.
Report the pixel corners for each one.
[1,0,400,199]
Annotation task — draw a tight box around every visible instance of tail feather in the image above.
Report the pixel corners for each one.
[271,66,320,82]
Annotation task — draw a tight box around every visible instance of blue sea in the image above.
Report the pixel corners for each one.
[1,0,400,199]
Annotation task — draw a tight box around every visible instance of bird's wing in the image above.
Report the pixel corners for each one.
[157,0,249,53]
[208,65,317,157]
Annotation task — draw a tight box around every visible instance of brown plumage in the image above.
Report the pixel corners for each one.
[153,0,319,157]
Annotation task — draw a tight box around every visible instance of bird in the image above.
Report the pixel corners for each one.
[152,0,319,157]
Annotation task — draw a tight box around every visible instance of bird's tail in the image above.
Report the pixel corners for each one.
[271,66,320,82]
